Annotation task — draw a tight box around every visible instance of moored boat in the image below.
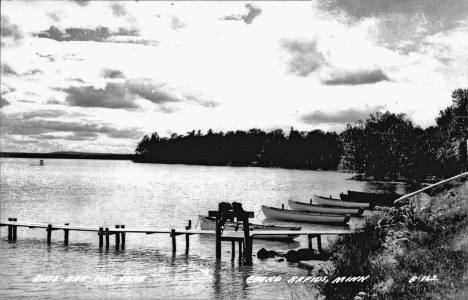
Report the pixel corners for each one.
[340,193,397,206]
[313,195,374,209]
[198,215,301,240]
[288,200,364,216]
[261,206,350,225]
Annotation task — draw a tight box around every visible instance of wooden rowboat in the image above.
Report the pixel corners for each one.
[198,215,301,240]
[261,206,350,225]
[343,191,400,206]
[313,195,374,209]
[288,200,364,216]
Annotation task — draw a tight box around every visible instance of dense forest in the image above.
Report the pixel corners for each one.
[135,128,341,170]
[134,88,467,182]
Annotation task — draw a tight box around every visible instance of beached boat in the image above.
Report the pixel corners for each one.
[313,195,374,209]
[344,190,402,206]
[261,206,350,225]
[198,215,301,240]
[288,200,364,216]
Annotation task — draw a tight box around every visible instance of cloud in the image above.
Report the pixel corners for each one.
[221,4,262,25]
[1,64,18,75]
[281,39,326,77]
[101,68,125,79]
[300,105,386,125]
[47,12,62,23]
[1,16,23,46]
[171,16,187,30]
[22,110,67,120]
[35,26,152,45]
[3,115,144,140]
[62,84,140,109]
[1,97,10,108]
[125,79,180,104]
[111,4,127,17]
[183,93,220,108]
[318,0,468,52]
[74,0,89,7]
[322,69,390,86]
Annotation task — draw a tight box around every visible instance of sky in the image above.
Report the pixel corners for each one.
[1,0,467,153]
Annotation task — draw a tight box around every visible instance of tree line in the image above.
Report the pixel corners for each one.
[135,128,341,170]
[134,88,467,182]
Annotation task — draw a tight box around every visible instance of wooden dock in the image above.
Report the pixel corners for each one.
[1,217,357,263]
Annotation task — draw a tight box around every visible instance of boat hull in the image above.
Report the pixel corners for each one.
[313,195,374,209]
[261,206,350,225]
[198,216,300,240]
[344,190,400,206]
[288,200,363,216]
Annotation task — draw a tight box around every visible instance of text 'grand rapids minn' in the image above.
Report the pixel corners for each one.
[246,275,370,284]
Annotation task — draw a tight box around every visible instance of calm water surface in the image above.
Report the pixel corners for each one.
[0,158,408,299]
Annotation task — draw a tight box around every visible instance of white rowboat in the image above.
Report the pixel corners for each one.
[313,195,374,209]
[198,215,301,240]
[288,200,364,216]
[261,206,350,225]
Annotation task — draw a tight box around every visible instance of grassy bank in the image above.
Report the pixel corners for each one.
[318,180,468,300]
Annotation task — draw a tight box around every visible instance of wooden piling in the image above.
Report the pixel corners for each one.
[317,235,322,252]
[115,225,120,248]
[171,229,176,253]
[185,221,191,251]
[308,234,313,250]
[64,223,69,245]
[215,216,221,259]
[105,228,109,248]
[231,241,235,260]
[12,218,17,241]
[98,227,104,248]
[238,240,243,261]
[47,224,52,244]
[121,225,125,248]
[7,218,12,240]
[242,214,252,264]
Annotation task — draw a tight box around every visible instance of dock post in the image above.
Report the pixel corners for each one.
[242,214,252,264]
[12,218,17,241]
[171,229,176,253]
[185,221,191,252]
[64,223,69,245]
[215,215,221,259]
[238,240,243,261]
[7,218,12,241]
[47,224,52,244]
[105,228,109,249]
[121,225,125,248]
[115,225,120,248]
[98,227,104,248]
[317,235,322,253]
[231,241,235,260]
[308,234,313,250]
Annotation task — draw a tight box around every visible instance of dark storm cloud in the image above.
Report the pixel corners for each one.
[63,84,140,109]
[322,69,390,86]
[281,39,326,77]
[300,105,386,125]
[101,68,125,79]
[221,4,262,25]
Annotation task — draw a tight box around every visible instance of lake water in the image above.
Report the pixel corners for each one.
[0,158,408,299]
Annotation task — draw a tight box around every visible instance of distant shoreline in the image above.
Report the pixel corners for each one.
[0,152,135,160]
